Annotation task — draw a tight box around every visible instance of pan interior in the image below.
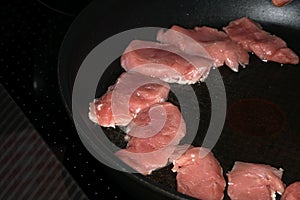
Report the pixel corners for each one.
[58,0,300,199]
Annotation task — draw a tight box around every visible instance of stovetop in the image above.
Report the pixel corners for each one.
[0,0,132,199]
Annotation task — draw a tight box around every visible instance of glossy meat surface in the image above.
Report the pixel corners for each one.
[224,17,299,64]
[121,40,213,84]
[89,72,170,127]
[157,25,249,71]
[115,102,186,174]
[227,161,285,200]
[172,147,226,200]
[281,182,300,200]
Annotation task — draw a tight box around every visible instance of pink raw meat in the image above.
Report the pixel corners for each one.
[172,147,226,200]
[157,25,249,72]
[227,161,285,200]
[115,102,186,175]
[281,182,300,200]
[89,72,170,127]
[224,17,299,64]
[272,0,293,7]
[121,40,213,84]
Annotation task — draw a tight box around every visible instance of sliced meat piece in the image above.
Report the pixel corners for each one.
[224,17,299,64]
[227,161,285,200]
[172,147,226,200]
[272,0,293,7]
[121,40,213,84]
[157,25,249,72]
[115,102,186,174]
[89,72,170,127]
[89,88,114,127]
[126,102,186,150]
[281,182,300,200]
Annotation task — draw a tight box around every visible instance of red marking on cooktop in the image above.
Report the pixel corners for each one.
[227,98,286,136]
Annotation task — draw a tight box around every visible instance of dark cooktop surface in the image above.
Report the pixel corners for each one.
[0,0,132,199]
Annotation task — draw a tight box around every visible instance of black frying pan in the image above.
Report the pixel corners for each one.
[58,0,300,199]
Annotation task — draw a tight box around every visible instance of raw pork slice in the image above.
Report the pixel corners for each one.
[115,102,186,175]
[272,0,293,7]
[223,17,299,64]
[157,25,249,72]
[227,161,285,200]
[89,72,170,127]
[172,147,226,200]
[121,40,213,84]
[281,182,300,200]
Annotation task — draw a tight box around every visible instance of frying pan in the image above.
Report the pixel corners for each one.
[58,0,300,199]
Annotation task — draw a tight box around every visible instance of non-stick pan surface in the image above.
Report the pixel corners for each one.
[58,0,300,199]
